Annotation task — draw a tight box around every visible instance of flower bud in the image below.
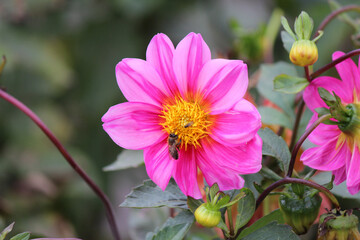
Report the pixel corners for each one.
[318,209,360,240]
[279,185,322,235]
[289,40,318,67]
[194,203,221,228]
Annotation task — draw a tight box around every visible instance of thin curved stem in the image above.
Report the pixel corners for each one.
[0,89,121,240]
[310,49,360,80]
[314,5,360,38]
[255,177,339,209]
[289,99,305,152]
[287,114,331,177]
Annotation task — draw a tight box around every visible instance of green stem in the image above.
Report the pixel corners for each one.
[227,206,234,237]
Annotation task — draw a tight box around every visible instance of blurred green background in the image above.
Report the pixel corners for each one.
[0,0,358,239]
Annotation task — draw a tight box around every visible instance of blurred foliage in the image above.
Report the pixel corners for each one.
[0,0,359,240]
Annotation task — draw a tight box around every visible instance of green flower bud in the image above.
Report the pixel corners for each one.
[289,40,318,67]
[279,185,322,235]
[194,203,221,228]
[318,209,360,240]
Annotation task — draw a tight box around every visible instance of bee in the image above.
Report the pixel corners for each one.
[168,122,193,160]
[168,133,181,160]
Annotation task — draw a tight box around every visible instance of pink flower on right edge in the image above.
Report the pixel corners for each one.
[301,51,360,195]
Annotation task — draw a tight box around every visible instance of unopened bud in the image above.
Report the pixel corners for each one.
[279,185,322,235]
[194,203,221,228]
[289,40,318,67]
[318,209,360,240]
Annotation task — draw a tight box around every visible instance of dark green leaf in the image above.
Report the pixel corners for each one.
[315,107,330,116]
[239,221,299,240]
[237,209,285,239]
[187,197,202,213]
[103,150,144,171]
[274,74,308,94]
[257,62,296,119]
[253,182,264,194]
[0,223,14,240]
[318,87,336,106]
[260,167,282,181]
[217,195,230,208]
[216,219,229,235]
[258,106,292,129]
[235,188,255,232]
[258,128,291,173]
[120,179,188,209]
[9,232,30,240]
[242,174,264,199]
[281,31,295,53]
[146,210,194,240]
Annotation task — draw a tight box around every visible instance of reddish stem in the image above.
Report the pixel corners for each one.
[0,89,121,240]
[310,49,360,80]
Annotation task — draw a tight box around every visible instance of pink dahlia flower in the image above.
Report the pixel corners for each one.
[102,33,262,198]
[301,51,360,195]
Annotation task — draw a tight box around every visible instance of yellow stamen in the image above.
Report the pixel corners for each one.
[160,97,213,150]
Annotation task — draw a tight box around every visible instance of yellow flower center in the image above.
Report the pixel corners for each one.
[160,97,213,149]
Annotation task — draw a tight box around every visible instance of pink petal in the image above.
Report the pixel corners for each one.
[102,102,166,150]
[306,114,341,145]
[346,142,360,187]
[116,58,169,107]
[348,183,360,195]
[144,140,176,190]
[333,51,360,97]
[173,32,211,97]
[304,76,351,111]
[146,33,178,96]
[201,134,262,174]
[172,147,202,199]
[196,145,245,191]
[300,136,348,171]
[211,99,261,146]
[333,166,346,185]
[197,59,248,114]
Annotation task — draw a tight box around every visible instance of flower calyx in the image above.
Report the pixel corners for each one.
[318,209,360,240]
[281,11,323,66]
[279,183,322,235]
[194,183,245,228]
[316,88,360,135]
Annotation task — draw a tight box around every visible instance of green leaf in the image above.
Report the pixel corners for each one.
[217,195,230,208]
[217,219,229,235]
[209,183,220,201]
[239,221,299,240]
[120,179,188,209]
[294,11,313,40]
[281,31,295,53]
[237,209,285,239]
[258,128,291,173]
[281,16,297,40]
[235,188,255,232]
[257,62,296,119]
[187,197,202,213]
[9,232,30,240]
[258,106,292,129]
[274,74,308,94]
[146,210,194,240]
[0,223,14,240]
[318,87,336,106]
[103,150,144,171]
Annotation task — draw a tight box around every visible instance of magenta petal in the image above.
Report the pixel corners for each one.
[333,51,360,97]
[146,33,177,96]
[197,146,245,191]
[173,32,211,97]
[144,140,175,190]
[346,143,360,188]
[211,99,261,146]
[116,58,169,107]
[300,136,348,171]
[197,59,248,114]
[173,147,202,199]
[102,102,166,150]
[201,134,262,174]
[333,166,346,185]
[348,183,360,195]
[304,76,351,111]
[306,114,341,145]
